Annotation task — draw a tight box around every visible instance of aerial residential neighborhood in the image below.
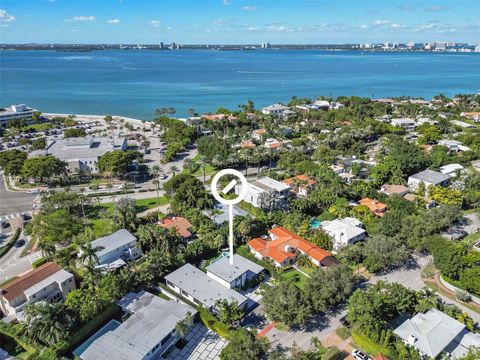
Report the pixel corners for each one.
[1,91,479,360]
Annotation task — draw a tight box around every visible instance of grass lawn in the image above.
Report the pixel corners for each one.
[193,164,216,176]
[90,218,117,238]
[299,266,316,276]
[96,196,169,215]
[281,267,310,289]
[87,197,168,237]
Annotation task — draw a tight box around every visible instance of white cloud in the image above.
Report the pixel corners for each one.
[65,15,96,22]
[373,19,390,26]
[359,24,369,29]
[149,20,160,27]
[71,29,78,32]
[213,18,231,26]
[223,0,231,5]
[47,0,56,2]
[0,9,16,22]
[242,6,257,11]
[425,5,449,12]
[107,19,120,24]
[265,23,295,32]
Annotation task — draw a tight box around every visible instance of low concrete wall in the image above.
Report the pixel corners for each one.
[439,275,480,304]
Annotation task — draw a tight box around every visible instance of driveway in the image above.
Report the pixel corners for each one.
[163,323,227,360]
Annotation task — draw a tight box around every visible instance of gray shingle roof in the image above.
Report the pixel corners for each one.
[80,291,196,360]
[165,264,247,309]
[393,308,465,358]
[409,169,450,185]
[206,254,264,284]
[91,229,137,257]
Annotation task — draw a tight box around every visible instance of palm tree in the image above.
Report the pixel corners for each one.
[150,165,162,202]
[199,157,207,183]
[170,165,179,177]
[239,148,253,176]
[24,302,74,346]
[175,311,193,338]
[38,240,56,260]
[78,242,104,266]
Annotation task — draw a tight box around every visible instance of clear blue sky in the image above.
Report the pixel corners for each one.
[1,0,479,44]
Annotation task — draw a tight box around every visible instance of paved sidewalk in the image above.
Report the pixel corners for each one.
[163,323,227,360]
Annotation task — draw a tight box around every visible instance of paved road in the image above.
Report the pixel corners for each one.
[0,233,32,282]
[0,173,35,218]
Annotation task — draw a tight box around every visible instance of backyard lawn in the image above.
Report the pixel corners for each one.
[281,267,310,289]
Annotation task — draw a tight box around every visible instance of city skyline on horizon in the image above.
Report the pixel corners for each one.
[1,0,479,44]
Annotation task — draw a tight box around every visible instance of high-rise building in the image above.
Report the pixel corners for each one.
[476,44,480,53]
[261,42,270,49]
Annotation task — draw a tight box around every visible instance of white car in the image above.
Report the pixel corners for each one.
[352,349,371,360]
[26,189,40,195]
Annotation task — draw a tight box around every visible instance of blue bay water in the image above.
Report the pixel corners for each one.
[1,49,479,119]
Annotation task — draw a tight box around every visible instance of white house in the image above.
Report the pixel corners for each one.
[408,169,450,192]
[394,308,480,359]
[261,104,290,115]
[165,264,248,311]
[29,136,127,174]
[439,163,465,177]
[89,229,143,270]
[321,217,366,251]
[0,262,76,319]
[235,176,290,208]
[390,118,416,130]
[206,254,264,289]
[79,291,197,360]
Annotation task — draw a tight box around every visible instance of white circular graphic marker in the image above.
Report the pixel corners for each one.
[211,169,249,265]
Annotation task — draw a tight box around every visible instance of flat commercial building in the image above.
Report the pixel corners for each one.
[29,136,127,174]
[0,104,38,126]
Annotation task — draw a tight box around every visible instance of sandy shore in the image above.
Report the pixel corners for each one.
[42,113,151,127]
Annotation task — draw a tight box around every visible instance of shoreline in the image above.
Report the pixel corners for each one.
[42,113,150,127]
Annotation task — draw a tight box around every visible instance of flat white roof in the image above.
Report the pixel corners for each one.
[206,254,264,283]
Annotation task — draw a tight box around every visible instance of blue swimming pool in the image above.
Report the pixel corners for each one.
[73,319,121,357]
[311,219,321,229]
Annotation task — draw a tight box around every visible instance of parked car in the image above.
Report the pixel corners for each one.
[352,350,371,360]
[442,228,468,241]
[22,213,32,222]
[160,174,168,180]
[14,239,26,248]
[1,221,11,229]
[26,189,40,195]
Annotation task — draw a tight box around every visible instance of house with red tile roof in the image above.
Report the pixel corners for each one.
[282,174,316,196]
[201,114,226,121]
[240,140,256,149]
[247,226,338,268]
[0,262,76,319]
[158,216,193,239]
[252,128,266,140]
[359,198,387,217]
